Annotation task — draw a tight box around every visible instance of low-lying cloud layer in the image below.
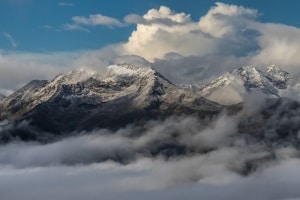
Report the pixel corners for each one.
[2,106,300,199]
[2,97,300,199]
[3,156,300,200]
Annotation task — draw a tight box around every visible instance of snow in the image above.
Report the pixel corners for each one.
[199,65,299,105]
[1,63,300,121]
[264,64,293,85]
[0,64,165,118]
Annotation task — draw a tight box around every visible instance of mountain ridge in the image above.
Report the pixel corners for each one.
[198,64,299,105]
[0,64,223,134]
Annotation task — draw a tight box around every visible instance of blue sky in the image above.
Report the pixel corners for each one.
[1,0,300,52]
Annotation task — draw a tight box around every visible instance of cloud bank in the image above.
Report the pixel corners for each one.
[2,98,300,200]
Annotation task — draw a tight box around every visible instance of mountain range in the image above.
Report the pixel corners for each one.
[0,63,299,142]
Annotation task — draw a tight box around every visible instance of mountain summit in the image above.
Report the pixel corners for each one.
[199,65,299,105]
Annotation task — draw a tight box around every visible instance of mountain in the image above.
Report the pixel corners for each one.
[0,64,223,134]
[0,94,5,100]
[2,63,300,174]
[198,65,299,105]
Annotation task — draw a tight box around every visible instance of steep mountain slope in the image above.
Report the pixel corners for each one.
[198,65,299,105]
[0,94,5,100]
[0,80,48,119]
[0,64,222,133]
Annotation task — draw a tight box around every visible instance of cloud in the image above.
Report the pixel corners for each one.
[0,115,236,167]
[152,54,248,84]
[124,14,145,24]
[58,2,74,7]
[122,3,260,61]
[0,45,121,92]
[72,14,123,27]
[2,96,300,199]
[2,105,300,199]
[120,3,300,84]
[64,13,124,31]
[0,88,13,96]
[3,33,17,48]
[0,51,75,90]
[124,6,191,26]
[198,2,258,38]
[250,23,300,74]
[0,158,296,200]
[63,23,89,32]
[2,158,300,200]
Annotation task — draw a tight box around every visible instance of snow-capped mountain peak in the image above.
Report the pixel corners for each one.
[199,65,298,105]
[265,64,288,77]
[263,64,294,87]
[233,66,263,84]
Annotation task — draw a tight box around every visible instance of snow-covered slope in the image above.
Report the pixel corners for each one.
[199,65,299,105]
[0,64,222,132]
